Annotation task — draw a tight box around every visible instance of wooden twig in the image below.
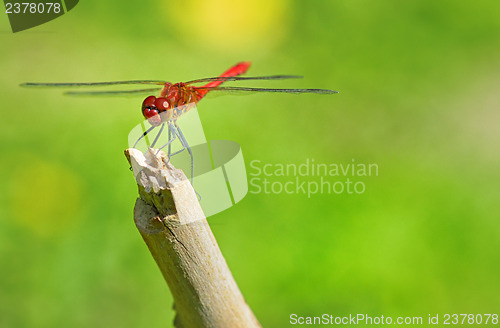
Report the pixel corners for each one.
[125,148,261,328]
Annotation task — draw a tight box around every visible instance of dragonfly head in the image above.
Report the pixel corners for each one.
[141,95,173,126]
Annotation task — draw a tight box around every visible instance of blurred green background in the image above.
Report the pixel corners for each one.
[1,0,499,327]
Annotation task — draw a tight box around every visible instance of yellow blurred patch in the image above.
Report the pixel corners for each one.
[8,154,83,237]
[165,0,289,52]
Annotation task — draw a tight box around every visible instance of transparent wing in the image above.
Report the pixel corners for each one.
[196,86,338,94]
[20,80,168,88]
[64,87,163,96]
[185,75,303,84]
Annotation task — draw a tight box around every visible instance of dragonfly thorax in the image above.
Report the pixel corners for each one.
[163,83,198,106]
[142,83,202,126]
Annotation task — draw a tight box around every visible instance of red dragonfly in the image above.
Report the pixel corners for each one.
[21,62,337,128]
[21,62,337,189]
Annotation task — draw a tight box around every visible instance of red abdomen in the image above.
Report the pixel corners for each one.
[141,62,251,125]
[196,61,251,99]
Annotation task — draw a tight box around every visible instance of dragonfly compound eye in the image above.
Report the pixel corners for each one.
[142,95,156,109]
[142,96,158,116]
[141,95,163,127]
[154,97,170,111]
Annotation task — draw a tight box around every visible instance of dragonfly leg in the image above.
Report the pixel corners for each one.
[167,147,187,159]
[163,123,187,163]
[168,124,172,157]
[155,122,188,162]
[174,122,200,200]
[150,122,166,148]
[174,122,193,183]
[156,122,180,158]
[133,125,155,148]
